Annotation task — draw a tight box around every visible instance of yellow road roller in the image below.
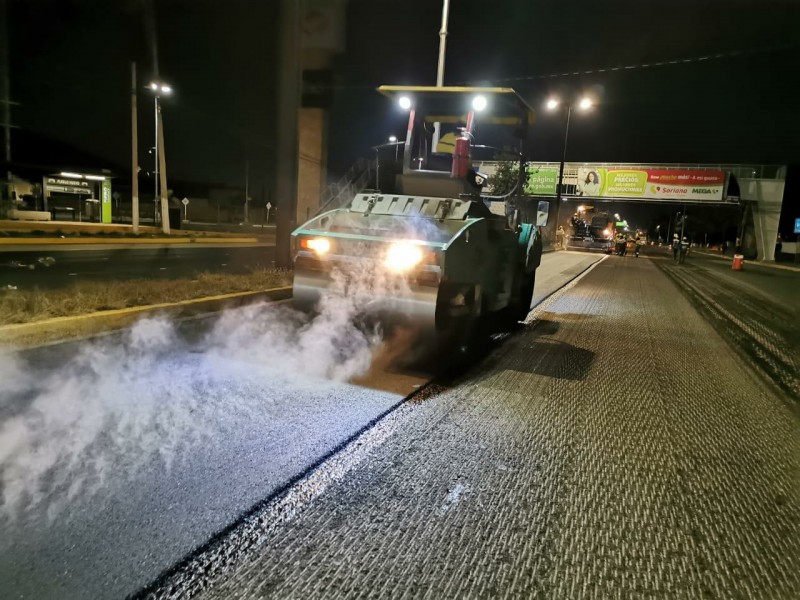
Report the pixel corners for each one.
[292,85,548,348]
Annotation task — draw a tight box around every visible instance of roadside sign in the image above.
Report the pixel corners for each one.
[794,218,800,234]
[181,198,189,206]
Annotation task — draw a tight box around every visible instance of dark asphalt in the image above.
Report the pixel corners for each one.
[0,311,407,599]
[0,252,603,599]
[656,251,799,401]
[0,245,276,290]
[150,255,798,599]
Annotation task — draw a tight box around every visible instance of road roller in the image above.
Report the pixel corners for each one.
[292,85,547,349]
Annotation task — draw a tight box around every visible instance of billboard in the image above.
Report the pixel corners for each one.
[525,167,559,195]
[575,168,725,201]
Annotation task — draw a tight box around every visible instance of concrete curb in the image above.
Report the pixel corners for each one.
[0,286,293,348]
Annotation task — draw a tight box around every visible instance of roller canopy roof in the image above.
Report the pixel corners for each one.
[377,85,536,126]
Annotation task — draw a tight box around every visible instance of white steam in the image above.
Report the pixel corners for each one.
[0,263,411,521]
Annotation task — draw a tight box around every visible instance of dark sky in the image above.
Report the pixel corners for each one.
[7,0,800,196]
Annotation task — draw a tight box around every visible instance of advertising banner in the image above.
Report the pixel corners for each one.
[525,167,559,195]
[101,179,112,223]
[575,168,726,201]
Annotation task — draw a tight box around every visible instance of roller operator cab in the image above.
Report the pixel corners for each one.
[292,85,546,348]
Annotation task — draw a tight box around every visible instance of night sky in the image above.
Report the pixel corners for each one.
[7,0,800,203]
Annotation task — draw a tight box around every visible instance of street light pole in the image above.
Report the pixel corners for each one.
[153,94,159,223]
[554,104,572,231]
[148,81,172,233]
[546,96,593,235]
[431,0,450,150]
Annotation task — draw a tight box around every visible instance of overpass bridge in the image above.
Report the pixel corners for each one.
[474,161,786,261]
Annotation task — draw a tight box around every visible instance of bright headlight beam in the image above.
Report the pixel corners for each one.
[306,237,331,254]
[385,242,424,272]
[472,95,487,111]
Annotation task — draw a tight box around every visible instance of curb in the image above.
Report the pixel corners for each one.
[0,286,293,348]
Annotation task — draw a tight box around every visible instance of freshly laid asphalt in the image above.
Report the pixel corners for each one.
[164,254,798,599]
[0,244,276,290]
[0,251,603,599]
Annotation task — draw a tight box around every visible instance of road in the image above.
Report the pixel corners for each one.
[0,251,603,599]
[0,244,276,290]
[657,249,799,401]
[146,252,797,600]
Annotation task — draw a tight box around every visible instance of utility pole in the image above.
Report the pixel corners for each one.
[157,104,170,234]
[153,94,159,223]
[275,0,301,268]
[0,0,12,214]
[244,158,249,224]
[131,62,140,233]
[431,0,450,151]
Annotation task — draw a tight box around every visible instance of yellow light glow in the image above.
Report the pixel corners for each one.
[306,237,331,254]
[385,242,424,272]
[603,228,611,237]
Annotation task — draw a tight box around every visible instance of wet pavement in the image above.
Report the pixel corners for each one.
[152,255,799,599]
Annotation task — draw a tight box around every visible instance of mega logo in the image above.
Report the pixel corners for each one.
[691,188,714,194]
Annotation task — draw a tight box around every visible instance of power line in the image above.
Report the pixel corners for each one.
[456,41,797,86]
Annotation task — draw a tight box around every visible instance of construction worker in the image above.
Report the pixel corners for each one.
[556,225,566,250]
[679,236,690,264]
[672,234,680,262]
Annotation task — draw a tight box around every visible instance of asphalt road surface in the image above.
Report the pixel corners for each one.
[656,251,799,401]
[146,253,797,599]
[0,244,276,290]
[0,251,604,599]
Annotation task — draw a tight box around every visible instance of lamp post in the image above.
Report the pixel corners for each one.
[148,81,171,230]
[546,96,593,232]
[431,0,450,150]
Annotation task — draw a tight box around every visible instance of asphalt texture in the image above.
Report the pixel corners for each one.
[656,251,799,402]
[0,251,604,599]
[0,245,276,290]
[155,255,798,599]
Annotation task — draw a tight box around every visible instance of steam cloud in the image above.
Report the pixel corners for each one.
[0,264,411,522]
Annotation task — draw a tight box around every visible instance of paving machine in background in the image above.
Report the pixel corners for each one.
[567,206,614,252]
[291,86,547,350]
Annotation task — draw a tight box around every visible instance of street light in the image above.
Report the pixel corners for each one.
[148,81,172,226]
[546,95,595,231]
[388,135,397,143]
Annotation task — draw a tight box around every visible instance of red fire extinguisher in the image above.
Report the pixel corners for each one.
[451,128,471,179]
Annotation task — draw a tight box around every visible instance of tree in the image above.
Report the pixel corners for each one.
[490,154,528,197]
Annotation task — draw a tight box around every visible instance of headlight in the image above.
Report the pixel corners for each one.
[385,241,424,272]
[300,237,331,255]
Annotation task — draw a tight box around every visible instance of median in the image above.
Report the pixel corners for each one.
[0,269,292,347]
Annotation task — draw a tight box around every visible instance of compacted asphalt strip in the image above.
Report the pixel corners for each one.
[162,255,798,599]
[0,252,603,599]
